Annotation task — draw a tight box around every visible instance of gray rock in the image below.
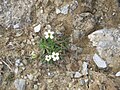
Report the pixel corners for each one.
[0,35,2,38]
[14,67,19,74]
[73,30,80,40]
[48,72,54,77]
[27,74,33,80]
[7,42,14,50]
[15,31,23,37]
[70,72,74,78]
[60,4,69,15]
[56,4,69,15]
[47,79,53,83]
[115,71,120,76]
[88,28,120,69]
[74,72,82,78]
[69,0,78,13]
[71,44,78,51]
[93,53,107,68]
[56,8,61,14]
[34,24,41,33]
[81,62,88,75]
[13,23,20,29]
[45,25,52,30]
[14,79,26,90]
[79,79,85,86]
[15,59,21,67]
[0,75,2,85]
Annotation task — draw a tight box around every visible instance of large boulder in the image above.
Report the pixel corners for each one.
[88,28,120,71]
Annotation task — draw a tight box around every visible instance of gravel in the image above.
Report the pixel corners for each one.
[14,79,26,90]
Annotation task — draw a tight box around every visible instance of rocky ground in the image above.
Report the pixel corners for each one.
[0,0,120,90]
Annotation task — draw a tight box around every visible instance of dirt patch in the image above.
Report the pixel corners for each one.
[0,0,120,90]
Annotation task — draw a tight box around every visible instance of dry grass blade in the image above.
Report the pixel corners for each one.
[1,60,13,72]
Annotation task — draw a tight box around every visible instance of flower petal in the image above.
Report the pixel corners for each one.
[48,30,51,33]
[53,58,56,61]
[45,55,48,60]
[52,52,55,55]
[45,55,51,61]
[52,55,55,59]
[45,34,49,39]
[50,35,54,39]
[56,57,59,60]
[56,53,59,56]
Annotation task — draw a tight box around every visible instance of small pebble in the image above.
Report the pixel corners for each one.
[47,72,54,77]
[15,32,23,37]
[13,23,20,29]
[22,67,25,70]
[56,8,61,14]
[71,44,77,51]
[0,61,2,64]
[115,71,120,76]
[14,67,18,74]
[34,85,38,90]
[84,79,88,83]
[60,4,69,15]
[15,59,20,66]
[45,25,52,30]
[74,72,82,78]
[47,79,53,83]
[20,63,24,66]
[0,35,2,37]
[80,79,85,86]
[24,76,27,79]
[40,7,43,13]
[82,62,88,75]
[55,4,69,15]
[34,24,41,33]
[27,74,33,80]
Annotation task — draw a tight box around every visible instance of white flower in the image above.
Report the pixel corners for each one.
[52,52,59,61]
[45,55,52,61]
[44,30,54,39]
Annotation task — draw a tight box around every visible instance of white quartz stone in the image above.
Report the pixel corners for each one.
[34,24,41,32]
[115,71,120,76]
